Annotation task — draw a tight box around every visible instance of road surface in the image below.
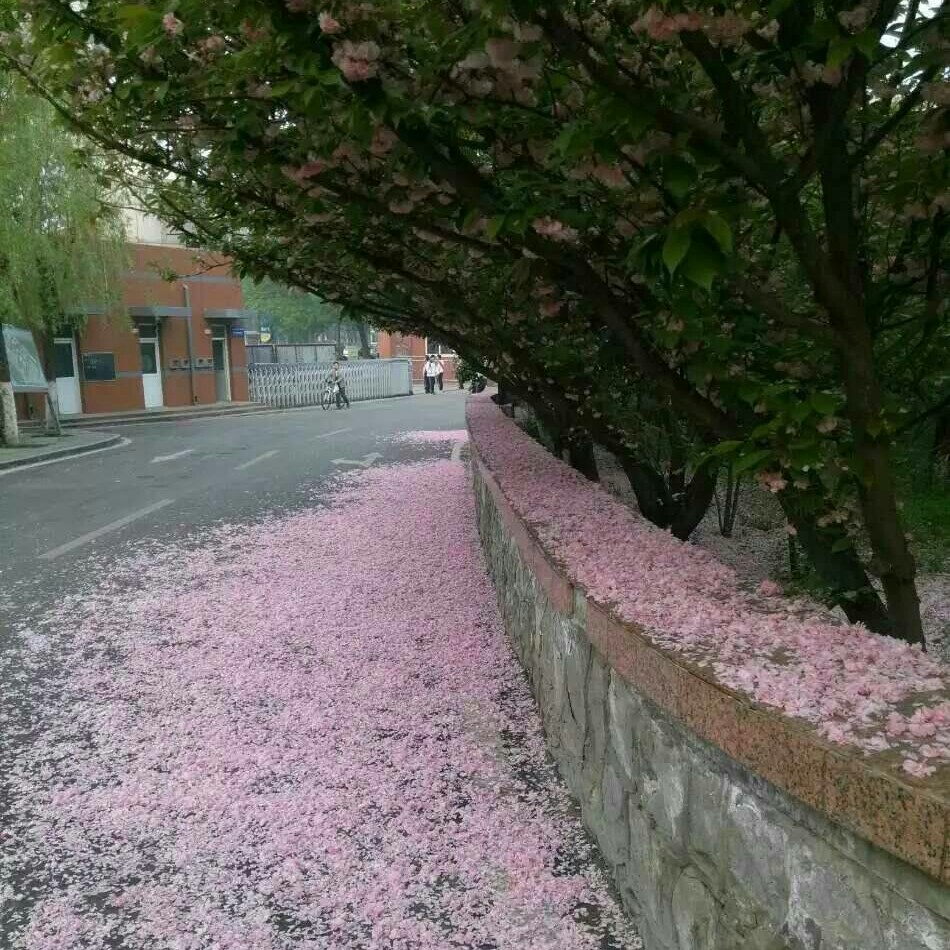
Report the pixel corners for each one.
[0,390,640,949]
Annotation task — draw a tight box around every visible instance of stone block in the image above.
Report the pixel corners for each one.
[581,653,609,804]
[623,801,679,950]
[596,761,629,867]
[672,867,719,950]
[607,676,643,787]
[641,720,690,853]
[785,834,886,950]
[722,784,792,928]
[686,760,728,882]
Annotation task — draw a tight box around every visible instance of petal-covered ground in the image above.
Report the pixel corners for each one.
[1,453,639,949]
[468,397,950,779]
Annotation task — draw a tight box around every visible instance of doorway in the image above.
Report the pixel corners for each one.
[52,337,82,415]
[140,335,164,408]
[212,330,231,402]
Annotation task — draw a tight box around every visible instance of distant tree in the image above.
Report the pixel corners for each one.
[241,277,371,355]
[0,73,126,443]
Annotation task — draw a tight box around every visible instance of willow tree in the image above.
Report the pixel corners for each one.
[0,72,126,441]
[10,1,947,642]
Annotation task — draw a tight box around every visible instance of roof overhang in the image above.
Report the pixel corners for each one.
[129,306,191,319]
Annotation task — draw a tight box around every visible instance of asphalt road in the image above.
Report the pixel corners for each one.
[0,390,467,609]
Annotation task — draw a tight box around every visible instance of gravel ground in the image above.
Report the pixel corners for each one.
[593,448,950,665]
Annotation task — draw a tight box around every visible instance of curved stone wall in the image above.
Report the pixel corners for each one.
[469,408,950,950]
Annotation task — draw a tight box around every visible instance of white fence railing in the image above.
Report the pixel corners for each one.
[248,359,412,408]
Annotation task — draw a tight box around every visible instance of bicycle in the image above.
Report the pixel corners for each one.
[321,380,340,410]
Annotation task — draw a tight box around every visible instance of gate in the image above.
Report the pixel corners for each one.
[248,359,412,408]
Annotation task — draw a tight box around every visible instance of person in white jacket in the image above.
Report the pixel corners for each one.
[424,355,439,394]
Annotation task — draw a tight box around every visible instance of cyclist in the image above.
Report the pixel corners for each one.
[328,361,350,409]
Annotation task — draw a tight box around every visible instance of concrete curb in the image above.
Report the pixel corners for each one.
[0,433,124,471]
[64,406,271,428]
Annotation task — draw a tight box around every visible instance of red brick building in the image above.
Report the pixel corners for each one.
[376,331,458,385]
[16,216,253,420]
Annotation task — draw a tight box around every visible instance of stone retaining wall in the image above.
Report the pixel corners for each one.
[471,454,950,950]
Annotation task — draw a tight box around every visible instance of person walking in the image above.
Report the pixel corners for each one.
[329,360,350,409]
[424,355,439,394]
[437,357,445,392]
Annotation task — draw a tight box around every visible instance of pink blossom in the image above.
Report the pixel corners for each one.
[318,11,343,33]
[532,216,579,243]
[332,39,380,81]
[902,759,936,778]
[485,38,519,69]
[161,12,183,37]
[758,579,782,597]
[757,471,788,493]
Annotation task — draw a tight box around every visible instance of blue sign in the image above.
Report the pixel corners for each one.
[230,326,245,338]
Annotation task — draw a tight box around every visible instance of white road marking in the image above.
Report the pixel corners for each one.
[450,442,463,463]
[332,452,381,469]
[150,448,194,464]
[39,499,175,561]
[313,427,352,441]
[0,437,131,478]
[235,450,279,471]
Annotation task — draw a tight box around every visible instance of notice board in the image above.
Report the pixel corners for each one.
[1,324,48,393]
[81,352,117,381]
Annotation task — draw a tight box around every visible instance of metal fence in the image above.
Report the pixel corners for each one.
[247,343,338,365]
[248,359,412,408]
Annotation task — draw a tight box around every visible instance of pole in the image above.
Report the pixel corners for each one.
[183,284,197,404]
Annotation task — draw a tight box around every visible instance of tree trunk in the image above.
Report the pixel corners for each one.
[0,381,18,447]
[934,411,950,478]
[567,437,599,482]
[0,327,19,447]
[811,85,924,646]
[355,322,371,359]
[778,490,894,636]
[669,461,718,541]
[618,456,673,529]
[41,330,61,435]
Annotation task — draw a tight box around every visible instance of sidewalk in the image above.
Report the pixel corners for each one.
[0,428,122,472]
[62,401,270,427]
[2,436,639,949]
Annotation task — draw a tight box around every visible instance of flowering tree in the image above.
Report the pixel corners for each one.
[6,0,947,644]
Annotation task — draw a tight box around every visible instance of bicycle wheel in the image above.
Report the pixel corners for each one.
[321,389,333,410]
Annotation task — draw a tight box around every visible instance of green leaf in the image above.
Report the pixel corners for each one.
[810,392,837,415]
[827,37,854,69]
[733,449,773,475]
[702,213,733,255]
[788,401,812,423]
[831,537,854,553]
[116,4,156,25]
[662,227,691,275]
[680,241,722,291]
[663,156,697,200]
[708,439,743,457]
[768,0,795,17]
[854,28,880,59]
[485,215,506,240]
